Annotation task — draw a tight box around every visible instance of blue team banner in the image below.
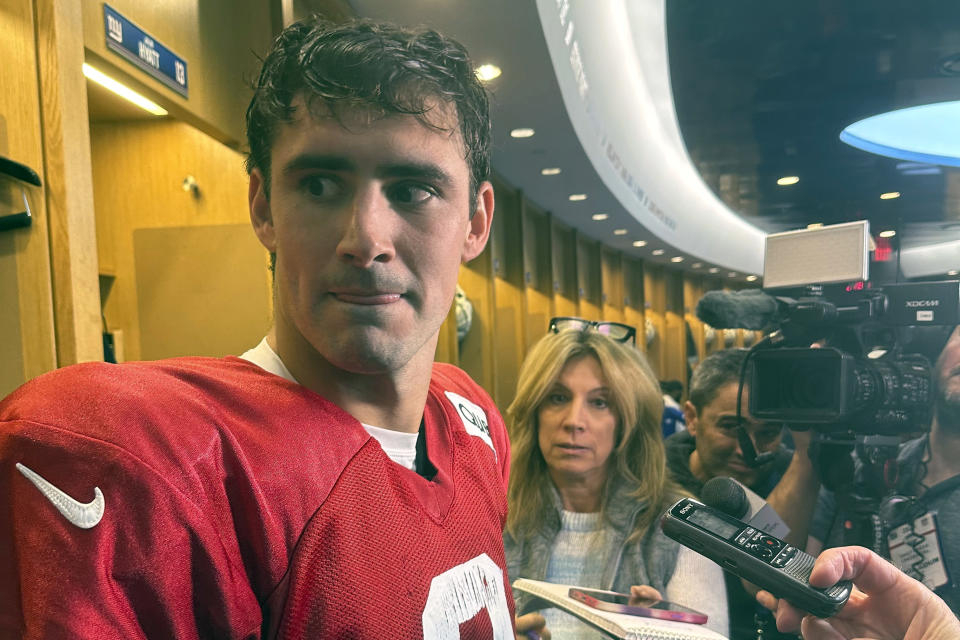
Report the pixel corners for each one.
[103,4,188,98]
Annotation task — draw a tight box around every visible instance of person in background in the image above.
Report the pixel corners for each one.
[808,324,960,617]
[504,318,729,639]
[660,379,686,438]
[769,545,960,639]
[665,347,820,639]
[0,17,542,639]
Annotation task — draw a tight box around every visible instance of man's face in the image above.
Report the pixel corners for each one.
[249,98,492,375]
[935,326,960,430]
[684,382,784,489]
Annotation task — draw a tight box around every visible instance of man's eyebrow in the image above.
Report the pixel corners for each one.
[376,162,452,186]
[281,154,355,174]
[279,155,453,186]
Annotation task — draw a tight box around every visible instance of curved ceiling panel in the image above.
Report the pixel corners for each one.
[536,0,765,275]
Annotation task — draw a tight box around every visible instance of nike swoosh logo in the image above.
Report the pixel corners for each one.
[16,463,104,529]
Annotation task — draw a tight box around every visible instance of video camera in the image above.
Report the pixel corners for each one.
[697,221,959,441]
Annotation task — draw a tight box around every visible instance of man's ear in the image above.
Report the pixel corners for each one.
[462,180,494,262]
[683,401,699,436]
[249,168,276,253]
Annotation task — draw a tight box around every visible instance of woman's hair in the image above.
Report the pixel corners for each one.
[506,329,684,542]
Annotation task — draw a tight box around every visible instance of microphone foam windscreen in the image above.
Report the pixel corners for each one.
[700,476,750,520]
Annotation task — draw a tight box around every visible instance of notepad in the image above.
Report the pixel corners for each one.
[512,579,729,640]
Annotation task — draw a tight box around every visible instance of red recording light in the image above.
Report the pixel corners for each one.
[873,236,892,262]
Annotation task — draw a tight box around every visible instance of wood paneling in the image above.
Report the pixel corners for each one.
[90,120,264,361]
[623,257,646,352]
[490,181,526,408]
[133,225,270,359]
[0,0,57,395]
[576,235,601,321]
[601,248,625,324]
[36,0,102,365]
[458,249,495,393]
[520,201,553,348]
[643,265,667,377]
[550,220,578,318]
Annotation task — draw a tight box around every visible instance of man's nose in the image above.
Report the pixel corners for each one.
[335,185,396,267]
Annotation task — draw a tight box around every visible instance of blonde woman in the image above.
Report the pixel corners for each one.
[505,319,729,638]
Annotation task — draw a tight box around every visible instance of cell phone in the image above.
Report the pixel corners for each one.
[568,587,708,624]
[661,498,852,618]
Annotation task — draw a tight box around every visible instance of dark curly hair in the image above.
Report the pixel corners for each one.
[245,17,491,202]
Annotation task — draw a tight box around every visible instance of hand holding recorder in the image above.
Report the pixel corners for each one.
[662,497,852,618]
[773,545,960,640]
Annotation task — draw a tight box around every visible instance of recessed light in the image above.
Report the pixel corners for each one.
[613,228,628,235]
[746,275,758,282]
[510,127,535,138]
[671,256,684,263]
[652,249,665,256]
[807,223,823,229]
[692,262,702,269]
[475,64,502,82]
[879,230,897,238]
[708,267,720,273]
[82,63,168,116]
[728,272,738,277]
[591,213,609,221]
[880,191,900,200]
[949,270,959,276]
[541,167,562,176]
[632,240,647,248]
[568,194,587,201]
[777,176,800,186]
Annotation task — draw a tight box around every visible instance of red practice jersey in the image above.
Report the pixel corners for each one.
[0,357,514,639]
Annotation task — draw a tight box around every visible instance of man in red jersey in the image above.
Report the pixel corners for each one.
[0,18,547,639]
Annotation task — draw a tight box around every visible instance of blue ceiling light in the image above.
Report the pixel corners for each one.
[840,101,960,167]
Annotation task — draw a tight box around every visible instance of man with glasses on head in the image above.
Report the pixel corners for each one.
[665,347,820,640]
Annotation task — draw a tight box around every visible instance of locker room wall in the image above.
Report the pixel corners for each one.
[438,175,755,410]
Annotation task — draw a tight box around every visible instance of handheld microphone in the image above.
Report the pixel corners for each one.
[701,476,750,519]
[695,290,781,330]
[700,477,790,539]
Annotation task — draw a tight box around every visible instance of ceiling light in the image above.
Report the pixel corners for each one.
[880,191,900,200]
[807,223,824,229]
[591,213,608,221]
[671,256,684,263]
[541,167,562,176]
[613,228,628,235]
[632,240,647,248]
[728,272,738,277]
[475,64,501,82]
[568,193,587,201]
[777,176,800,186]
[708,267,720,273]
[746,275,758,282]
[948,270,959,276]
[841,101,960,167]
[510,127,535,138]
[82,63,168,116]
[692,262,702,269]
[652,249,665,256]
[879,230,897,238]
